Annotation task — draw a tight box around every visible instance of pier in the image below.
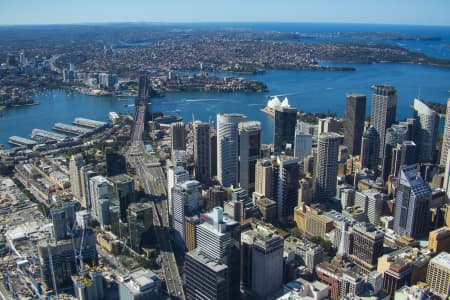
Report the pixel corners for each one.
[8,136,37,148]
[53,123,92,135]
[31,129,67,142]
[73,117,107,129]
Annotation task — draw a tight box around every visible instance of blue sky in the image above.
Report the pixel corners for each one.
[1,0,450,26]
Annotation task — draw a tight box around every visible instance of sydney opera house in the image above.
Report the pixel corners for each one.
[260,96,291,117]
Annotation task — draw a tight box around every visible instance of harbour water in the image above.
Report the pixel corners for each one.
[1,23,450,148]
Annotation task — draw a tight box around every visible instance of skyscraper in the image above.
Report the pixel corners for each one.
[318,117,339,135]
[238,121,261,194]
[351,222,384,269]
[391,141,417,178]
[105,151,127,177]
[440,98,450,165]
[80,166,97,210]
[50,201,76,240]
[167,166,189,216]
[360,125,380,171]
[251,226,284,298]
[293,130,313,161]
[171,180,201,246]
[39,230,98,290]
[196,207,235,263]
[254,158,275,200]
[370,85,397,161]
[217,113,247,187]
[88,175,111,222]
[413,98,439,163]
[426,251,450,298]
[108,173,135,223]
[274,106,297,154]
[127,202,152,253]
[314,133,341,201]
[193,121,211,184]
[185,249,229,300]
[276,155,299,224]
[69,154,85,204]
[344,93,366,156]
[381,124,408,181]
[170,122,186,152]
[394,165,432,239]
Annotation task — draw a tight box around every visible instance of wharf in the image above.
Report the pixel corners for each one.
[53,122,91,135]
[31,129,67,142]
[8,136,38,147]
[73,117,107,128]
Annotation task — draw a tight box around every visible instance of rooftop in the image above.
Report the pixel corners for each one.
[187,249,228,273]
[430,251,450,268]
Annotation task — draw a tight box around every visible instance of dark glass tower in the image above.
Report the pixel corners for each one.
[274,107,297,154]
[193,121,211,184]
[344,93,366,156]
[360,125,380,171]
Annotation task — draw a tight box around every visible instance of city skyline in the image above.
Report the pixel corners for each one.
[1,0,450,26]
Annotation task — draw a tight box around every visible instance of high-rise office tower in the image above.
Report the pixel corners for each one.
[293,130,313,161]
[354,189,386,225]
[440,98,450,165]
[251,226,284,298]
[127,202,152,253]
[105,151,126,177]
[381,124,408,181]
[274,106,297,154]
[210,130,218,177]
[217,113,247,187]
[318,117,339,135]
[238,121,261,194]
[413,99,439,163]
[276,156,299,224]
[108,174,135,223]
[344,93,366,156]
[394,165,432,239]
[314,133,341,201]
[185,249,229,300]
[351,222,384,268]
[193,121,211,184]
[167,166,189,216]
[191,207,240,299]
[444,153,450,200]
[171,180,201,246]
[370,85,397,161]
[170,122,186,152]
[205,185,227,210]
[426,251,450,298]
[69,154,85,204]
[88,175,111,222]
[360,125,380,171]
[391,141,417,178]
[51,201,76,240]
[80,166,97,210]
[255,158,275,199]
[39,230,98,290]
[196,207,235,263]
[399,118,417,141]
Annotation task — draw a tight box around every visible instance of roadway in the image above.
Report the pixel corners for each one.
[126,99,185,300]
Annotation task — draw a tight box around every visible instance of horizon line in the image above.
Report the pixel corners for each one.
[1,20,450,28]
